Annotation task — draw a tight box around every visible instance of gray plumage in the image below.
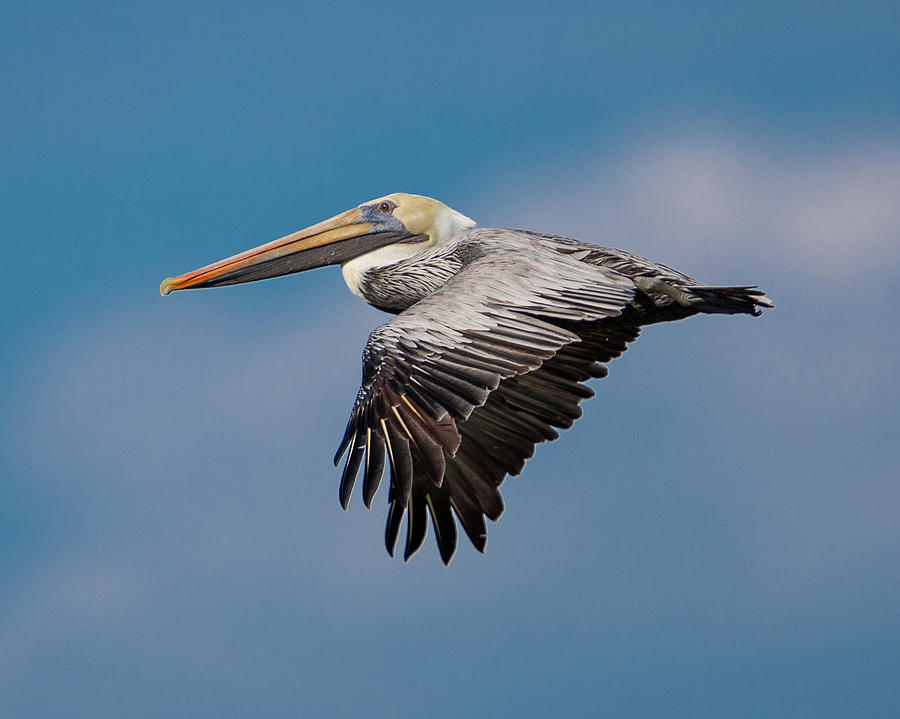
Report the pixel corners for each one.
[335,228,773,564]
[161,193,772,565]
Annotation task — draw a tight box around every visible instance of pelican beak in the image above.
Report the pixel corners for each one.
[160,208,412,295]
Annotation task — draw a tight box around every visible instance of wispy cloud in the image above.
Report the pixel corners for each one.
[475,131,900,282]
[3,130,898,716]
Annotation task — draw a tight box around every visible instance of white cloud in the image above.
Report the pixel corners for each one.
[473,131,900,282]
[3,129,899,714]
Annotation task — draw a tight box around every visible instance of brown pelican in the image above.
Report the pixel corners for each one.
[161,193,773,564]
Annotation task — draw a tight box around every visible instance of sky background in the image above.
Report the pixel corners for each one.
[2,1,899,717]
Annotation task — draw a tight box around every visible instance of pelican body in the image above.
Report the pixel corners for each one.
[161,193,773,564]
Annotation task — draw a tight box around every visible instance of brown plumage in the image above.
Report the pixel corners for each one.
[160,193,773,564]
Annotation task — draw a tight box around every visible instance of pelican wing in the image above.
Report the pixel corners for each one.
[334,249,639,563]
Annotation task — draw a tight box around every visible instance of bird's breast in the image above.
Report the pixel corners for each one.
[342,249,464,314]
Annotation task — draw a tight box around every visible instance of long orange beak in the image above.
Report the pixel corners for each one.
[160,207,403,295]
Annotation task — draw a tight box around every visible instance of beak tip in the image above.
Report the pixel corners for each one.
[160,278,174,296]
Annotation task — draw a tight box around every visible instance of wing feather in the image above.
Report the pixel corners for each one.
[338,431,364,510]
[362,428,385,508]
[404,490,428,560]
[334,246,647,562]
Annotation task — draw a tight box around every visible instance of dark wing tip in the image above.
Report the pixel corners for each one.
[362,434,386,509]
[385,498,403,556]
[403,493,428,560]
[426,495,458,566]
[338,433,364,510]
[334,415,357,466]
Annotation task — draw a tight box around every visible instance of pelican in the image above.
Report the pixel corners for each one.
[161,193,773,564]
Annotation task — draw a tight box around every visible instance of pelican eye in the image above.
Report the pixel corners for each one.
[376,201,396,215]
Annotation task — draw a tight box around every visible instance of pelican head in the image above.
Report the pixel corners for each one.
[159,193,475,296]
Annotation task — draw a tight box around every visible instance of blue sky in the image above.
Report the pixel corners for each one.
[2,1,899,717]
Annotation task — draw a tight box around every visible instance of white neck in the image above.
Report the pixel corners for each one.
[431,207,476,243]
[341,241,428,300]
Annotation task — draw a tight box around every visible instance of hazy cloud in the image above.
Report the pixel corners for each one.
[3,130,898,717]
[476,131,900,281]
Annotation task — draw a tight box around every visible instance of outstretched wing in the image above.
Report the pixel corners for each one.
[334,248,640,563]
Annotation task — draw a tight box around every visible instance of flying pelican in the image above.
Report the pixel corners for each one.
[161,193,773,564]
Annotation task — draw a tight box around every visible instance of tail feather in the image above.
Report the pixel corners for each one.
[687,285,774,316]
[633,274,774,317]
